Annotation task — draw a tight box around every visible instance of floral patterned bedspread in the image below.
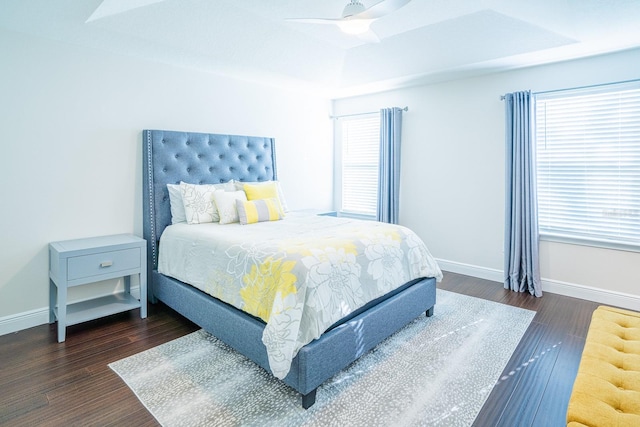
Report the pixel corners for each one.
[158,212,442,379]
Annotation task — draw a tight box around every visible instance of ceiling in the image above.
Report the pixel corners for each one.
[2,0,640,98]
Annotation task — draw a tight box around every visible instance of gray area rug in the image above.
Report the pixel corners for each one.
[109,289,535,426]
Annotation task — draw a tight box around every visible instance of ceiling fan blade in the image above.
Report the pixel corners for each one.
[354,0,412,20]
[286,0,409,38]
[286,17,342,25]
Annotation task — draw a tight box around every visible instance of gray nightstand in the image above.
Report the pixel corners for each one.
[49,234,147,342]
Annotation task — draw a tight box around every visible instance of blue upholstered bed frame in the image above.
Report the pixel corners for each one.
[142,129,437,408]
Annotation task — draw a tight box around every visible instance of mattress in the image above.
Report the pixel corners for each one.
[158,211,442,378]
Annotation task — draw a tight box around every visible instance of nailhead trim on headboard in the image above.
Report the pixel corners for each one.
[145,130,157,268]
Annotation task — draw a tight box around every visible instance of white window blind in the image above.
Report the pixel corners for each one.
[535,81,640,248]
[340,115,380,217]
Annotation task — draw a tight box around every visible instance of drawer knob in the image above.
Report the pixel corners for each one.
[100,261,113,268]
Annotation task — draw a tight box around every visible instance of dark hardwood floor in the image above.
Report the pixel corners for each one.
[0,272,599,426]
[443,273,599,427]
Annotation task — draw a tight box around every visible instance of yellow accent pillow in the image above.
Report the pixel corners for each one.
[243,182,284,215]
[244,182,278,200]
[236,198,283,225]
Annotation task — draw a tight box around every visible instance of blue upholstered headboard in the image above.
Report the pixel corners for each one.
[142,130,277,273]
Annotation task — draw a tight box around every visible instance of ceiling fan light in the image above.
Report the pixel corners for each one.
[337,19,372,35]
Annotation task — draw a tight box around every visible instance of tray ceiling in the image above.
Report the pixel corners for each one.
[1,0,639,97]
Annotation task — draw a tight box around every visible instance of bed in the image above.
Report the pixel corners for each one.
[142,129,442,408]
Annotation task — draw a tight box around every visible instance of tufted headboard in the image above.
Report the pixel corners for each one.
[142,129,277,275]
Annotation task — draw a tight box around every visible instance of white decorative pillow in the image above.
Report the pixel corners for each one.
[180,182,219,224]
[213,190,247,224]
[234,180,289,212]
[167,184,187,224]
[175,181,237,224]
[236,198,283,225]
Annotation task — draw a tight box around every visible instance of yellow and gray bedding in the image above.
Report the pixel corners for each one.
[158,211,443,379]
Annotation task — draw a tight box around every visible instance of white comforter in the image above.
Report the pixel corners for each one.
[158,211,442,378]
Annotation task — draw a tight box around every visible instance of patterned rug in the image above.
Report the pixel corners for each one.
[109,289,535,426]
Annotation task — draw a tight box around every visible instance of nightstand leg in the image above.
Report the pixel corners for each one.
[49,279,57,324]
[57,285,67,343]
[140,272,147,318]
[124,275,131,295]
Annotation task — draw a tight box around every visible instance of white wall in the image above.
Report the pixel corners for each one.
[332,48,640,309]
[0,29,333,331]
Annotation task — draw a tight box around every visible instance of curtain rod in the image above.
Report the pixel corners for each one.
[330,106,408,119]
[499,78,640,100]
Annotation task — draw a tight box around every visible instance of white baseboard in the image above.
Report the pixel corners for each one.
[436,259,503,283]
[541,278,640,311]
[0,286,142,337]
[437,258,640,311]
[0,307,50,337]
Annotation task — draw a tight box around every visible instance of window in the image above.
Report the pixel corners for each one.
[535,81,640,249]
[337,115,380,218]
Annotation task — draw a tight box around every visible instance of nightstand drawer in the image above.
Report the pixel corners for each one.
[67,248,141,281]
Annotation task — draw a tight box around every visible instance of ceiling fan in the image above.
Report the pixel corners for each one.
[286,0,412,42]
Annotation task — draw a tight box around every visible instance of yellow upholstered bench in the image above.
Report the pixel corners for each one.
[567,305,640,427]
